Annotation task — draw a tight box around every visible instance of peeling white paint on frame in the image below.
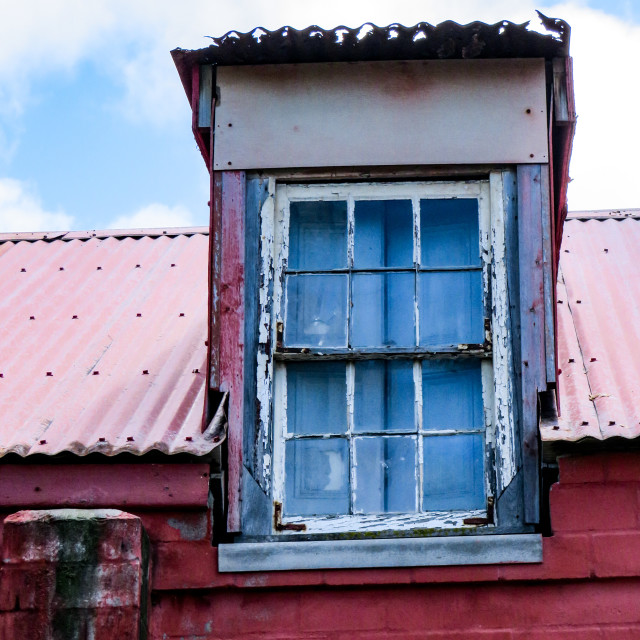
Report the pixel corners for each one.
[261,179,515,534]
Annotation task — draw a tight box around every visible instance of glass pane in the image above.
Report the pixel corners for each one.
[285,274,347,347]
[287,362,347,435]
[285,439,349,516]
[354,199,413,268]
[289,201,347,270]
[422,434,485,511]
[422,360,483,431]
[352,273,415,347]
[354,436,417,513]
[418,271,483,346]
[420,199,480,268]
[354,360,414,432]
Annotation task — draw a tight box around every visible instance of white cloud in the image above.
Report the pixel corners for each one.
[0,178,73,232]
[547,3,640,210]
[0,1,639,213]
[108,203,195,229]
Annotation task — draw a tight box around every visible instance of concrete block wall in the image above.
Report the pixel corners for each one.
[147,453,640,639]
[0,509,148,640]
[3,453,640,639]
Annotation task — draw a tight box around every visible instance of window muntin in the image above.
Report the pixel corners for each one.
[271,181,494,533]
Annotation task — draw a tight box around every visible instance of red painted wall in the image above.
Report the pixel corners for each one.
[3,452,640,638]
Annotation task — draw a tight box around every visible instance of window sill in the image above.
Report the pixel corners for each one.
[218,533,542,572]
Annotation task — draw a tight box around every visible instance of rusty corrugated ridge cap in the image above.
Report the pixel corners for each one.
[171,13,569,101]
[0,226,209,243]
[566,209,640,221]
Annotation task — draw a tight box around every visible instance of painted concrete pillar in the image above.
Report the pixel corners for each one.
[0,509,148,639]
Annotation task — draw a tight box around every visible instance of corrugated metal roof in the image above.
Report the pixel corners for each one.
[172,13,569,72]
[0,229,217,457]
[543,215,640,442]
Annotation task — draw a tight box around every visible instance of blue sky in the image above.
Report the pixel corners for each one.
[1,0,639,232]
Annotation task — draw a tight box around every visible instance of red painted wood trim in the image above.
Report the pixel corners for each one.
[219,171,246,533]
[190,64,210,168]
[0,464,210,509]
[208,172,223,392]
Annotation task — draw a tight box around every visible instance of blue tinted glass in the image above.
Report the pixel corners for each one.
[285,274,347,347]
[354,360,414,432]
[418,271,483,346]
[354,200,413,268]
[422,434,485,511]
[352,273,415,347]
[354,436,417,513]
[285,439,349,516]
[287,362,347,435]
[422,360,483,431]
[289,201,347,270]
[420,199,480,268]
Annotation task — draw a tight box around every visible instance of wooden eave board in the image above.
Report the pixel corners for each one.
[214,58,548,170]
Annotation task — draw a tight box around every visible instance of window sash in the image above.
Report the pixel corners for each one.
[268,180,502,533]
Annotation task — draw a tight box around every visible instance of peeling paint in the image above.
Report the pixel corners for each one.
[490,172,517,493]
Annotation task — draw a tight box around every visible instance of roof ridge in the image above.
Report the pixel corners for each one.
[0,226,210,243]
[567,209,640,220]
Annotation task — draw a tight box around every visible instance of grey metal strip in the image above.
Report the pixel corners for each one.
[218,533,542,572]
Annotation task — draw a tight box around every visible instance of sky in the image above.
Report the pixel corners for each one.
[0,0,638,232]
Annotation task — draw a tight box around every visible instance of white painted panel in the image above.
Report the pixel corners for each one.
[214,59,547,170]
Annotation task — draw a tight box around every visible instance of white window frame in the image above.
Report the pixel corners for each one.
[257,176,517,536]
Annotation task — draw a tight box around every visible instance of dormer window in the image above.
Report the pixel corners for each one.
[262,179,511,533]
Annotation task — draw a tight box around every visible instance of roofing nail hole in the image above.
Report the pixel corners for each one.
[29,316,35,320]
[568,358,575,363]
[39,439,47,444]
[179,312,185,317]
[97,266,102,270]
[127,436,134,441]
[171,263,176,267]
[576,300,582,303]
[136,264,141,268]
[93,371,99,375]
[529,153,534,158]
[136,313,142,317]
[590,357,597,362]
[581,421,589,426]
[142,370,149,375]
[72,315,78,319]
[525,108,531,114]
[59,267,64,271]
[20,268,26,272]
[609,421,616,426]
[99,437,106,442]
[34,486,41,491]
[185,436,193,441]
[46,372,53,376]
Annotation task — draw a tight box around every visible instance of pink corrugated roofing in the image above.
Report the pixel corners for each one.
[542,211,640,442]
[0,228,216,457]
